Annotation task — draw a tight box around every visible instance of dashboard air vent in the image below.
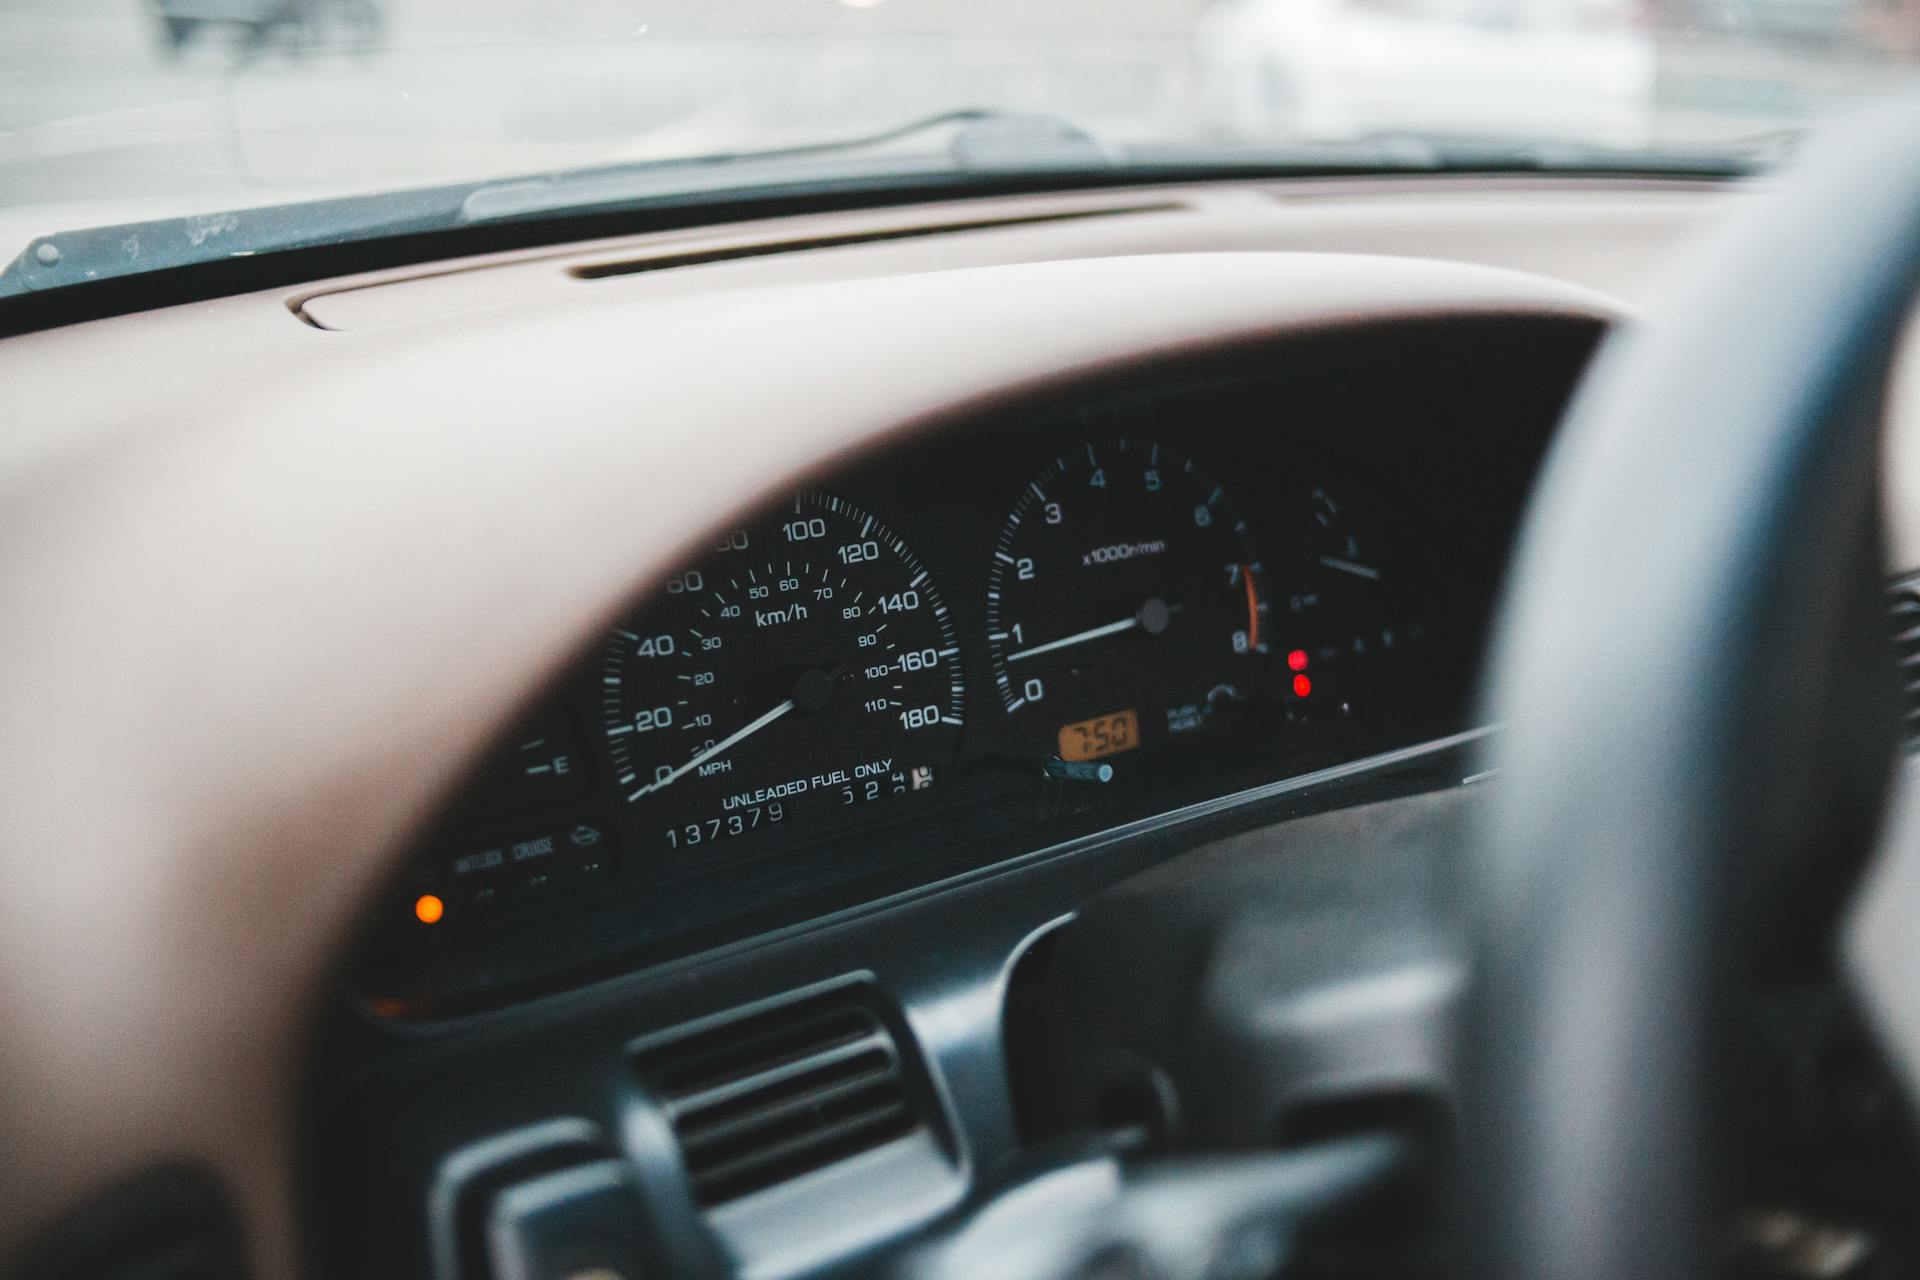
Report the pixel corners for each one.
[632,988,925,1208]
[1893,577,1920,742]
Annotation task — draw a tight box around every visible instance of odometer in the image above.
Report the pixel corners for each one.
[601,492,963,858]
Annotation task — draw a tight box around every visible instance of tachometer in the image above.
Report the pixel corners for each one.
[985,439,1269,760]
[602,492,963,857]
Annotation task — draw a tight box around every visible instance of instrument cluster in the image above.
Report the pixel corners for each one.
[359,357,1570,1013]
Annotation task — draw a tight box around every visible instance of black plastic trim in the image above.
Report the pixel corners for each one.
[370,725,1496,1030]
[303,728,1496,1280]
[425,1117,609,1280]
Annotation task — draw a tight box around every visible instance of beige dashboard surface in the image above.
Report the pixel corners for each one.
[286,179,1726,334]
[0,177,1723,1273]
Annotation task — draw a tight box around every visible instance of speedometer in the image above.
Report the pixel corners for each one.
[601,492,963,857]
[985,439,1269,760]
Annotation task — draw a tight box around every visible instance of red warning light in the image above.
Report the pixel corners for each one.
[1292,673,1313,698]
[1286,648,1310,673]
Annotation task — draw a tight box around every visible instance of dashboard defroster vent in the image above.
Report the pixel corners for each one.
[1890,576,1920,742]
[632,987,926,1208]
[565,203,1181,282]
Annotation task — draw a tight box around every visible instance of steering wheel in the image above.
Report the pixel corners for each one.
[1465,100,1920,1279]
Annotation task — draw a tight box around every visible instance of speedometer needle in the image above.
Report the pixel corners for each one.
[626,662,846,803]
[1006,597,1171,663]
[627,697,794,802]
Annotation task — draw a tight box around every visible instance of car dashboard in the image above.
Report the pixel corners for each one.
[357,331,1591,1016]
[0,173,1758,1280]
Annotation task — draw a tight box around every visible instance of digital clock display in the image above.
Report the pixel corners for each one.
[1057,709,1141,762]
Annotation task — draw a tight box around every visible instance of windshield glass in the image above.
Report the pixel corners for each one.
[4,0,1919,267]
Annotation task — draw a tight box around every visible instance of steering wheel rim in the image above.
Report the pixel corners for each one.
[1465,101,1919,1278]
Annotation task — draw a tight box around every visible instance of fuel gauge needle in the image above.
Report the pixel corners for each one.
[1317,555,1381,581]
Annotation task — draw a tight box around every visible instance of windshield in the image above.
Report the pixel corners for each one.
[5,0,1919,273]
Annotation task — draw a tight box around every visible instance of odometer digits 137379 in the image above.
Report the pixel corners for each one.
[601,492,963,857]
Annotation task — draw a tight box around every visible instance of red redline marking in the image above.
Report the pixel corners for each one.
[1242,565,1259,650]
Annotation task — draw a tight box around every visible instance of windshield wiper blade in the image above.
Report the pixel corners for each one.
[0,183,468,298]
[1313,127,1774,176]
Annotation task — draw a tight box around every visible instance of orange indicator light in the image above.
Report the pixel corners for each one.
[414,893,445,925]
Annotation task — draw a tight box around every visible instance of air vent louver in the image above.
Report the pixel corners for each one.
[633,991,923,1208]
[1891,577,1920,741]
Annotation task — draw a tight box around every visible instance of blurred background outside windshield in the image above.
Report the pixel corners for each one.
[3,0,1919,260]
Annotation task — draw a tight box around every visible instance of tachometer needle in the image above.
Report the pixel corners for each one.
[1006,598,1171,663]
[627,697,794,802]
[1006,617,1136,663]
[1318,555,1381,581]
